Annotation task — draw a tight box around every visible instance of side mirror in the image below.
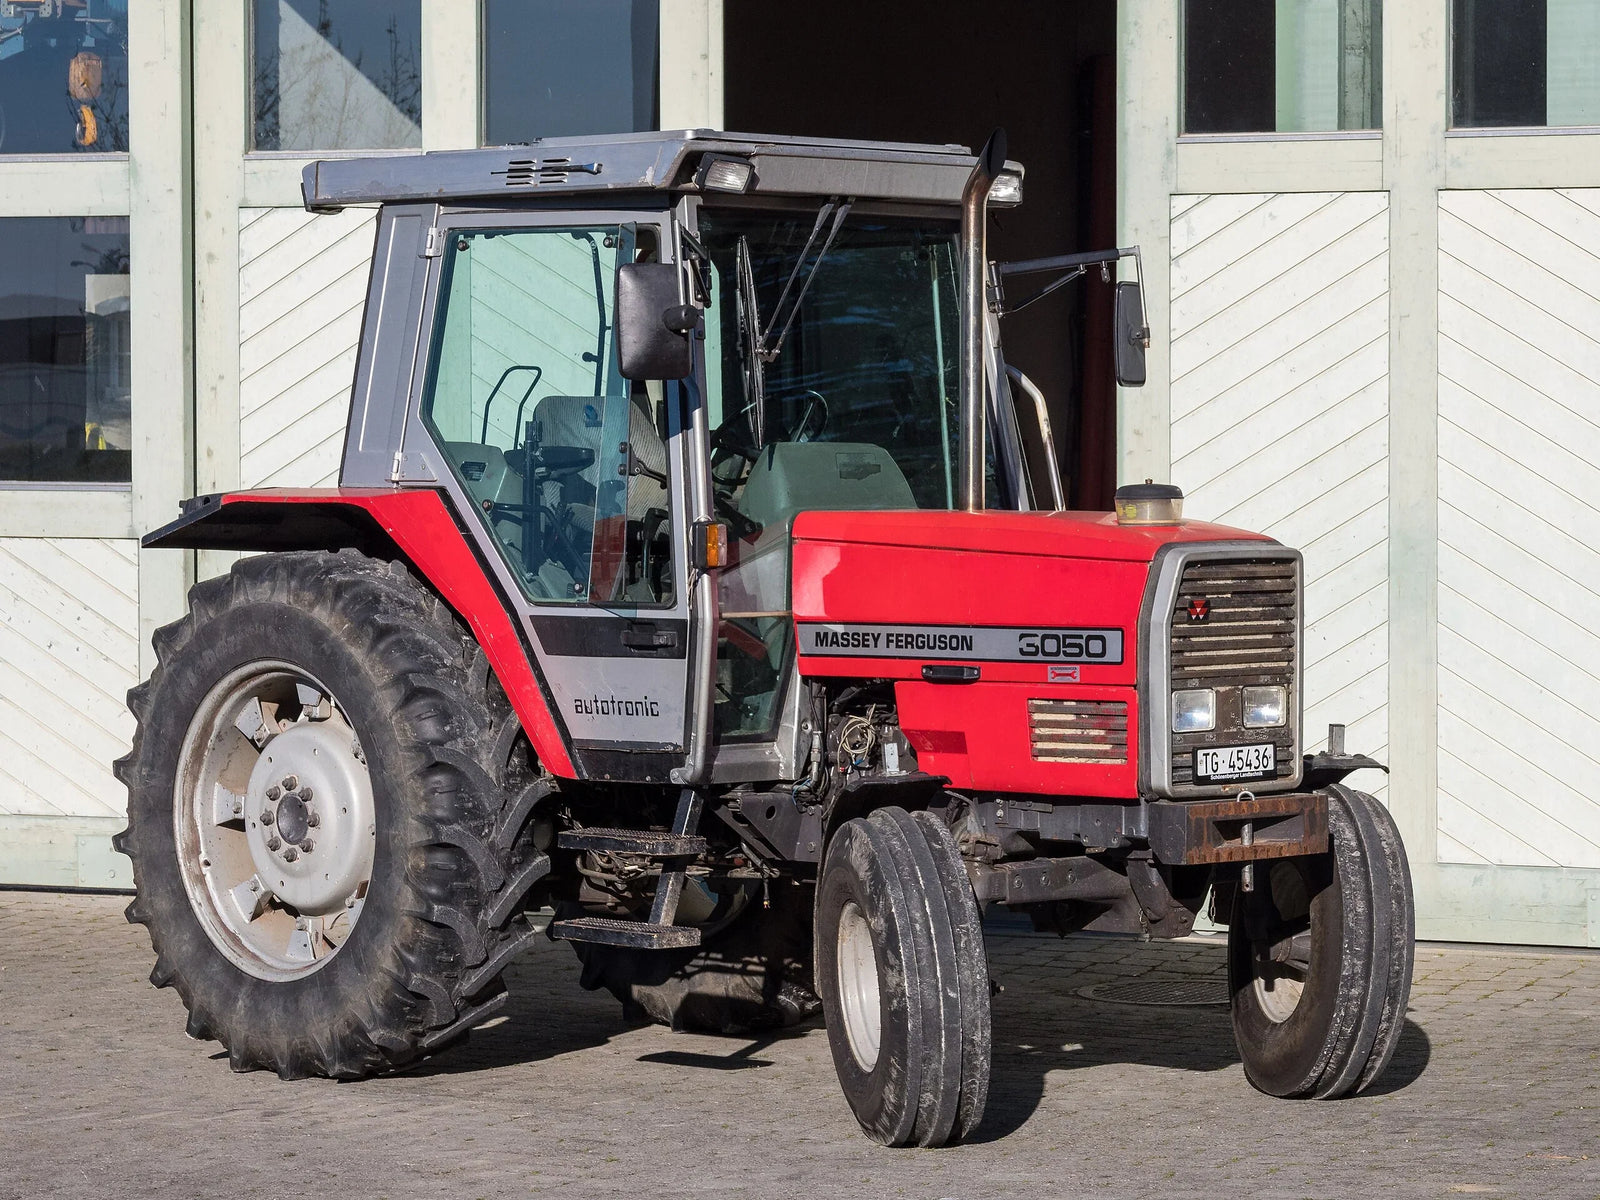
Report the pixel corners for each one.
[1113,280,1149,388]
[616,262,697,381]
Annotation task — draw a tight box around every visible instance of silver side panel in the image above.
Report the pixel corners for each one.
[710,670,805,784]
[342,204,439,486]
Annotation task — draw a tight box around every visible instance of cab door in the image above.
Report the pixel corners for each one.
[398,210,695,776]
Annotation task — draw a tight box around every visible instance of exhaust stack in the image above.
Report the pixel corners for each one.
[958,128,1006,512]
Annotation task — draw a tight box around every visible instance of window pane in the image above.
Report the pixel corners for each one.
[483,0,659,143]
[0,217,131,484]
[421,226,674,606]
[252,0,421,151]
[697,210,962,513]
[1549,0,1600,124]
[1453,0,1600,127]
[0,0,130,154]
[1184,0,1382,134]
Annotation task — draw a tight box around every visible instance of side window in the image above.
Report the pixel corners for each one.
[420,224,674,606]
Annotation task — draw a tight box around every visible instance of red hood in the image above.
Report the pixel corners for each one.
[789,509,1275,562]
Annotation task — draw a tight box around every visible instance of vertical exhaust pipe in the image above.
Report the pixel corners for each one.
[958,128,1006,512]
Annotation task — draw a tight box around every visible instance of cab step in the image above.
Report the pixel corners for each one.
[556,827,706,857]
[548,916,702,949]
[551,790,707,952]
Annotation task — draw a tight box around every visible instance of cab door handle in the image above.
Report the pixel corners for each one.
[621,623,678,651]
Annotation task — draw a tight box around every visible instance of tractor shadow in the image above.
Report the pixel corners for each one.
[395,941,634,1076]
[973,966,1432,1142]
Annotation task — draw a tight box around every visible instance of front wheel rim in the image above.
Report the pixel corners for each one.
[836,900,882,1072]
[1250,860,1312,1023]
[173,661,377,981]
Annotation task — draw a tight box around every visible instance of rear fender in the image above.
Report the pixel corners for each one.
[144,488,577,778]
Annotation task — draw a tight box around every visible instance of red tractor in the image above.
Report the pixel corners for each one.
[116,129,1412,1147]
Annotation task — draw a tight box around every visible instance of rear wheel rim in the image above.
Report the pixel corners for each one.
[173,661,376,981]
[836,899,882,1072]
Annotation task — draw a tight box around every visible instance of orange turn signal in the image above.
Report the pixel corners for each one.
[692,519,729,570]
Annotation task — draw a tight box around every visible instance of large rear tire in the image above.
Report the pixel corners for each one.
[814,807,990,1147]
[1228,785,1414,1099]
[115,550,552,1078]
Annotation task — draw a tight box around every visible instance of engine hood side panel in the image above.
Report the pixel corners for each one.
[790,534,1151,687]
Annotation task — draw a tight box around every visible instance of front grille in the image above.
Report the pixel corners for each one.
[1029,698,1129,764]
[1169,557,1297,788]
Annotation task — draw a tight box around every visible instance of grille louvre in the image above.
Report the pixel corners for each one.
[1169,557,1298,787]
[1029,698,1129,764]
[493,157,600,187]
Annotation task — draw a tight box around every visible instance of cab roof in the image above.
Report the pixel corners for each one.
[301,129,1020,212]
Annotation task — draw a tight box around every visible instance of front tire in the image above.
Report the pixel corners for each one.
[814,808,990,1147]
[114,550,551,1078]
[1228,785,1414,1098]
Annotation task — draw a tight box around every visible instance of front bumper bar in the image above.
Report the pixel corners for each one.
[1146,791,1328,866]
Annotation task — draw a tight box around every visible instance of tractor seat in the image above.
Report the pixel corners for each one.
[738,441,916,533]
[525,393,667,519]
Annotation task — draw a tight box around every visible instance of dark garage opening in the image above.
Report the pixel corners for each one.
[723,1,1120,509]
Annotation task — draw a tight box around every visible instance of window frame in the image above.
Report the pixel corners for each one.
[1447,0,1600,133]
[477,0,661,146]
[1178,0,1386,141]
[246,0,426,155]
[406,205,688,615]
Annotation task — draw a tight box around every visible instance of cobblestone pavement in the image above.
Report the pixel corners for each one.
[0,891,1595,1200]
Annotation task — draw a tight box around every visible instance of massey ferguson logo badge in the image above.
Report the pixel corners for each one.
[1187,597,1210,622]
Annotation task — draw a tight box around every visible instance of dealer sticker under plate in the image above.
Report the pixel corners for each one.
[1194,742,1277,783]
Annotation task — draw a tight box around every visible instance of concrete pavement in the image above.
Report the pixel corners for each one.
[0,890,1594,1199]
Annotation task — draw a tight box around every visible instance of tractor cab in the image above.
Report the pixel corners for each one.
[287,129,1138,789]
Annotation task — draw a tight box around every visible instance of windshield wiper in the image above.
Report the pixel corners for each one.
[734,198,853,446]
[735,234,769,446]
[759,198,852,362]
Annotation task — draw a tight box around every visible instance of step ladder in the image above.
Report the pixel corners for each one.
[549,789,706,950]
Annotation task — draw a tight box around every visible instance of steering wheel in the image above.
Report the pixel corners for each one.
[711,413,761,465]
[788,389,829,442]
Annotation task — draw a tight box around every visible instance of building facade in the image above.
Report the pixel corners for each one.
[0,0,1595,947]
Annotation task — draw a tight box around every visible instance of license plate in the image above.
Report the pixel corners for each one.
[1194,742,1276,783]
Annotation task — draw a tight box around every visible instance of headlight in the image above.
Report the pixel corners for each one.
[1172,688,1216,733]
[1243,685,1286,728]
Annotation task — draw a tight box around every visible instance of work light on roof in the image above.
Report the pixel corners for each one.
[987,170,1024,206]
[696,153,756,193]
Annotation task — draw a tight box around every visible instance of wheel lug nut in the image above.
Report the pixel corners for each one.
[300,786,313,802]
[266,786,281,802]
[281,775,298,791]
[306,811,320,828]
[266,835,281,851]
[283,847,298,862]
[299,839,314,853]
[260,810,274,825]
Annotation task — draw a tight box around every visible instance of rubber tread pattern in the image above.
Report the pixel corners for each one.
[1228,787,1415,1100]
[816,808,984,1148]
[872,809,963,1146]
[911,809,992,1140]
[115,550,555,1078]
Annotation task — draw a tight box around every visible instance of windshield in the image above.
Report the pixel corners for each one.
[697,208,963,512]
